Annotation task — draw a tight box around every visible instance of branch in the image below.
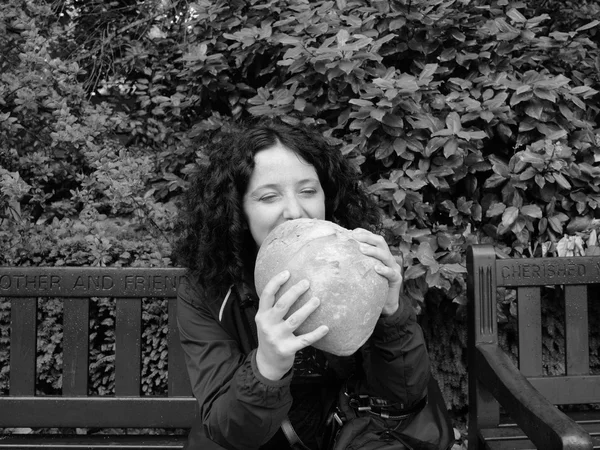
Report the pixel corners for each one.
[71,14,165,63]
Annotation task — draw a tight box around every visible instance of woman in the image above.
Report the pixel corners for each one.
[174,118,431,450]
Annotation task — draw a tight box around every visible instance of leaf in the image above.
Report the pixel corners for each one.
[520,204,542,219]
[389,18,406,31]
[367,180,397,193]
[441,263,468,275]
[571,85,593,95]
[416,242,437,267]
[576,20,600,32]
[548,216,563,233]
[336,29,350,46]
[275,34,302,45]
[443,138,459,158]
[525,102,544,120]
[519,167,537,180]
[486,203,506,217]
[395,76,420,94]
[370,108,386,122]
[484,174,507,189]
[507,8,527,23]
[445,112,462,134]
[404,263,427,280]
[418,64,438,82]
[461,130,488,140]
[425,137,447,157]
[349,99,374,107]
[566,216,592,233]
[450,29,466,42]
[533,88,556,102]
[501,206,519,228]
[553,172,571,189]
[381,114,403,128]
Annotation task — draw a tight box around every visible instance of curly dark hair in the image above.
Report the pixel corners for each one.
[173,117,381,296]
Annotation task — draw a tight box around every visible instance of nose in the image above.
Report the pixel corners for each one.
[282,195,303,220]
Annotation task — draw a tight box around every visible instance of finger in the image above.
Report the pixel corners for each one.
[284,297,320,331]
[258,270,290,311]
[374,263,402,284]
[351,228,386,246]
[272,279,310,319]
[290,325,329,352]
[358,241,388,259]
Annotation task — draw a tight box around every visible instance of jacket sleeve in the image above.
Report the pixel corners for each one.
[177,277,293,450]
[360,299,431,409]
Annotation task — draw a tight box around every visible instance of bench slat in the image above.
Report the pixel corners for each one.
[482,421,600,449]
[115,299,142,396]
[0,268,186,298]
[167,298,191,397]
[0,434,187,449]
[63,298,90,396]
[565,285,590,376]
[9,298,37,396]
[517,287,542,377]
[0,397,196,428]
[529,375,600,404]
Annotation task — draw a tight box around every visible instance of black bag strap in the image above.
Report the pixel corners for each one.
[281,417,312,450]
[235,283,312,450]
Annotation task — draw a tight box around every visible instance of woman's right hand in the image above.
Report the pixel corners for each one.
[255,270,329,381]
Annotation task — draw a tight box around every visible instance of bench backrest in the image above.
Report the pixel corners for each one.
[467,245,600,414]
[0,267,195,429]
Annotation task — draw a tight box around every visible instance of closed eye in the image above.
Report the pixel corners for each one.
[259,193,278,202]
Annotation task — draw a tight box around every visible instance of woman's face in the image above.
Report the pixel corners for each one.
[243,142,326,248]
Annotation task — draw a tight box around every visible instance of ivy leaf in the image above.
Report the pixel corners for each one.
[441,263,468,275]
[415,242,439,273]
[404,263,427,280]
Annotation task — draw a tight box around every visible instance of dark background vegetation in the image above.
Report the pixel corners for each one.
[2,0,600,433]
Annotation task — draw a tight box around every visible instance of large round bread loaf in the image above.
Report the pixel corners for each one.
[254,218,388,356]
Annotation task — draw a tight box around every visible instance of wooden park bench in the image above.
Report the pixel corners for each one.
[467,244,600,450]
[0,266,195,449]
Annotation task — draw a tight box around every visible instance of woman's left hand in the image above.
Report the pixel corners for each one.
[351,228,403,317]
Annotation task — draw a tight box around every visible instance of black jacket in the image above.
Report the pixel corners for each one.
[177,276,431,450]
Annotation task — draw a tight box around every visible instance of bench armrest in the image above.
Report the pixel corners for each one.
[475,343,593,450]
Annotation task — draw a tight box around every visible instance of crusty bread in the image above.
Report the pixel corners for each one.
[254,218,388,356]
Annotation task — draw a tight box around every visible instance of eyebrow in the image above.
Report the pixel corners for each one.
[247,178,321,195]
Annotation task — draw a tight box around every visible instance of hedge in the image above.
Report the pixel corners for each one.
[2,0,600,420]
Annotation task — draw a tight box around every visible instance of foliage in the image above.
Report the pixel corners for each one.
[2,0,600,413]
